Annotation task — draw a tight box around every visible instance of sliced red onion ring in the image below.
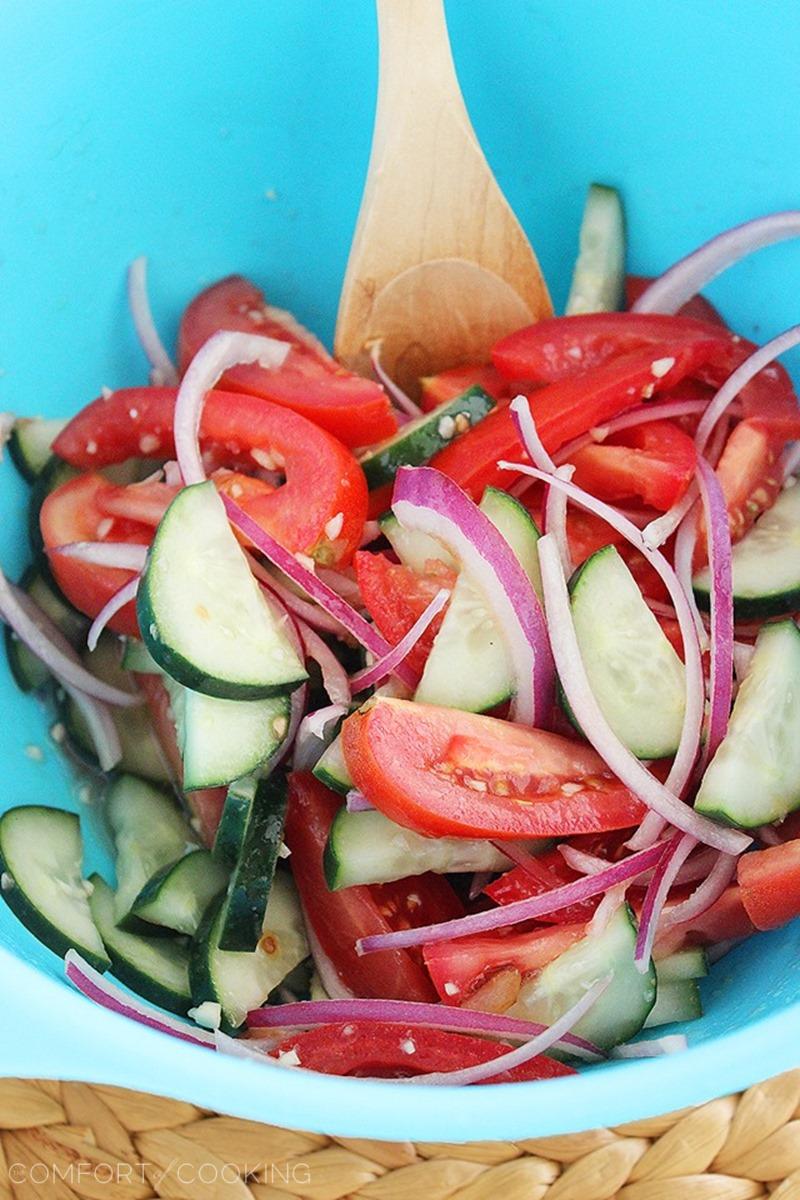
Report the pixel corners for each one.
[350,587,448,692]
[545,465,575,576]
[127,257,179,387]
[65,950,215,1049]
[644,415,731,552]
[694,457,734,765]
[392,466,553,727]
[590,883,629,936]
[163,459,184,487]
[660,851,737,929]
[63,684,122,772]
[87,576,140,652]
[248,556,348,638]
[404,975,610,1086]
[222,495,417,689]
[174,330,290,486]
[625,811,669,853]
[554,399,713,466]
[305,921,355,1000]
[357,840,667,954]
[631,211,800,316]
[501,465,705,804]
[537,534,747,854]
[634,833,696,969]
[489,839,550,880]
[246,998,603,1059]
[52,542,149,571]
[611,1034,687,1059]
[510,394,558,473]
[0,573,140,707]
[293,703,348,772]
[345,789,374,813]
[561,842,719,888]
[370,343,423,420]
[296,620,351,706]
[316,567,365,608]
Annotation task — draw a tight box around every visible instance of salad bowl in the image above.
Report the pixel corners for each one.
[2,0,800,1140]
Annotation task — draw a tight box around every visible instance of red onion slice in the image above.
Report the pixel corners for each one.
[65,950,215,1049]
[554,398,713,466]
[660,851,737,929]
[370,343,423,420]
[634,833,696,969]
[392,466,554,727]
[0,572,140,707]
[222,495,417,688]
[631,211,800,316]
[537,534,747,854]
[293,704,348,772]
[510,394,558,473]
[694,457,734,764]
[127,257,179,387]
[87,576,140,652]
[63,684,122,772]
[357,840,667,953]
[174,330,290,485]
[345,789,374,813]
[349,587,448,692]
[53,542,149,571]
[305,921,356,1000]
[296,619,351,706]
[247,998,603,1059]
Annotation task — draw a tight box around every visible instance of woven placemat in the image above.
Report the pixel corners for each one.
[0,1072,798,1199]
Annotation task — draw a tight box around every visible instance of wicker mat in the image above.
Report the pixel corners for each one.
[0,1073,798,1200]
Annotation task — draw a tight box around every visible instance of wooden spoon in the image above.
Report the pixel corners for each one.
[335,0,552,397]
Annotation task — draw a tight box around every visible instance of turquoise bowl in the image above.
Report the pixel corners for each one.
[2,0,800,1141]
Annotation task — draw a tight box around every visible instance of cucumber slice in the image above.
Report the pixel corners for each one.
[89,875,192,1015]
[106,775,196,926]
[379,512,457,572]
[61,637,172,784]
[568,545,686,758]
[130,850,229,937]
[324,808,521,889]
[565,183,626,315]
[695,619,800,827]
[655,948,708,982]
[644,979,702,1029]
[694,482,800,619]
[0,806,110,971]
[9,418,69,482]
[312,733,352,795]
[121,638,163,675]
[166,677,290,791]
[138,481,307,700]
[189,872,308,1032]
[414,487,541,712]
[214,774,288,952]
[509,905,656,1050]
[358,388,495,490]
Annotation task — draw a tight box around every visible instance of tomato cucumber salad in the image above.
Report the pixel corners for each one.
[2,191,800,1087]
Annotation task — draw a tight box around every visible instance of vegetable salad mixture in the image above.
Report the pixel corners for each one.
[2,189,800,1086]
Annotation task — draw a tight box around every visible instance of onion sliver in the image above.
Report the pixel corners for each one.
[63,684,122,772]
[634,833,696,969]
[127,257,179,386]
[53,542,149,571]
[392,466,553,727]
[370,342,423,419]
[631,211,800,317]
[174,330,290,486]
[660,851,737,929]
[87,576,140,652]
[537,534,747,854]
[695,457,734,763]
[296,620,351,706]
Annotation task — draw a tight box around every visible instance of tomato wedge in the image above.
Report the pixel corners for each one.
[284,774,462,1002]
[178,276,397,447]
[712,418,784,545]
[265,1020,575,1082]
[354,552,455,676]
[419,365,510,412]
[738,842,800,932]
[570,419,698,511]
[432,336,726,499]
[342,698,646,840]
[484,849,602,925]
[424,924,587,1006]
[53,387,368,564]
[41,473,152,638]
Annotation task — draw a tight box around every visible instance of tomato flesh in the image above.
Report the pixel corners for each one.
[284,774,461,1002]
[354,552,455,676]
[714,418,784,544]
[266,1020,575,1082]
[738,842,800,932]
[419,365,510,412]
[570,419,697,512]
[342,697,646,840]
[178,275,397,447]
[53,387,368,565]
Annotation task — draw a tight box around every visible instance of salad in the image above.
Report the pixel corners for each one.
[2,187,800,1087]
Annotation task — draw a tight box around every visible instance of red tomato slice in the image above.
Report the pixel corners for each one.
[354,552,455,676]
[483,850,601,925]
[625,275,727,327]
[265,1020,575,1082]
[424,923,587,1006]
[419,365,510,412]
[134,673,226,846]
[737,842,800,932]
[41,473,152,638]
[53,387,368,565]
[432,337,726,499]
[570,419,697,512]
[713,418,784,545]
[284,774,462,1002]
[341,697,646,840]
[178,276,397,447]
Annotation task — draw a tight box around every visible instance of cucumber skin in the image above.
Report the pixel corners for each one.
[216,775,288,953]
[312,734,352,796]
[0,808,111,973]
[89,876,192,1016]
[213,776,258,867]
[189,897,243,1034]
[130,850,229,937]
[359,387,495,489]
[694,580,800,622]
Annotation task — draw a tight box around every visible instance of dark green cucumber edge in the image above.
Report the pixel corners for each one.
[216,774,288,952]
